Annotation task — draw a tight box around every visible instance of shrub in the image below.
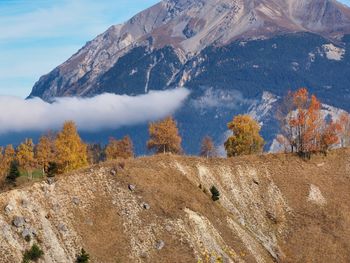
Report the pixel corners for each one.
[22,244,44,263]
[6,161,20,183]
[210,186,220,201]
[76,248,90,263]
[47,162,58,177]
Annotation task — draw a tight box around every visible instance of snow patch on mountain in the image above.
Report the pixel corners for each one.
[248,92,279,125]
[322,44,346,61]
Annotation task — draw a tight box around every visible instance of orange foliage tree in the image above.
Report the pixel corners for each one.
[224,115,265,157]
[147,116,182,154]
[0,145,16,184]
[278,88,340,155]
[105,136,134,160]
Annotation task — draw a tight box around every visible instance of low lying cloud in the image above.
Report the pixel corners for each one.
[191,88,255,110]
[0,88,190,134]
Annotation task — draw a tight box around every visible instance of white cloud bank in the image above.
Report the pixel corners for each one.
[0,89,190,134]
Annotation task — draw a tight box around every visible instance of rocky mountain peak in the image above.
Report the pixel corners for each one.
[29,0,350,100]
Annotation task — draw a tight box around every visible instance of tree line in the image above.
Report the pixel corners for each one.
[0,88,349,187]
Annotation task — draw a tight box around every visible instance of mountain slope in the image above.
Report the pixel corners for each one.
[1,150,350,262]
[29,0,350,100]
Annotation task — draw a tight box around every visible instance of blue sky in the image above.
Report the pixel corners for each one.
[0,0,159,97]
[0,0,349,98]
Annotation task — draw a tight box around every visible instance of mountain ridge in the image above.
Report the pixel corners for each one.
[29,0,350,100]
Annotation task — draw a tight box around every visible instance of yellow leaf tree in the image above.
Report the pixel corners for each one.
[16,138,36,178]
[105,136,134,160]
[0,145,16,183]
[55,121,88,173]
[35,133,56,172]
[147,116,182,154]
[224,115,265,157]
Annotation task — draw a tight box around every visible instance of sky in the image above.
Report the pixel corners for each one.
[0,0,349,98]
[0,0,159,98]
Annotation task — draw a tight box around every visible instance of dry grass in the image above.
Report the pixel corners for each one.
[0,149,349,262]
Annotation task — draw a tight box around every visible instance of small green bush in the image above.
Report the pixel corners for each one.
[7,161,20,183]
[47,162,58,177]
[210,186,220,201]
[76,248,90,263]
[22,244,44,263]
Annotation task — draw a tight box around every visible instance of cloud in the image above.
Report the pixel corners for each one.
[0,0,158,42]
[0,89,190,134]
[191,88,255,110]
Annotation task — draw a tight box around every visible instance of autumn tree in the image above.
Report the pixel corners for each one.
[55,121,88,173]
[224,115,265,157]
[105,136,134,160]
[320,120,341,153]
[16,138,36,178]
[339,112,350,147]
[278,88,340,156]
[200,136,217,158]
[147,116,182,154]
[0,145,16,182]
[276,91,296,152]
[87,143,104,164]
[35,133,56,173]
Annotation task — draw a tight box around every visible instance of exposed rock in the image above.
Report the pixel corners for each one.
[4,204,14,214]
[13,216,25,228]
[72,197,80,205]
[155,240,165,250]
[21,199,30,208]
[22,227,36,239]
[142,203,150,210]
[47,177,55,185]
[266,211,278,224]
[128,184,136,192]
[58,223,68,232]
[110,169,117,176]
[165,225,172,232]
[308,184,327,206]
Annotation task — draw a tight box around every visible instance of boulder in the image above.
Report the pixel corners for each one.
[156,240,165,250]
[13,216,25,228]
[58,223,68,232]
[4,204,14,214]
[72,197,80,205]
[47,177,55,185]
[22,227,36,239]
[142,203,150,210]
[128,184,136,192]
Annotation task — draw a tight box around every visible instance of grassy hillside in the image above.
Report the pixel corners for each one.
[0,149,349,262]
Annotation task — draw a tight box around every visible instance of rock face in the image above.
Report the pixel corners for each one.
[29,0,350,100]
[0,149,350,262]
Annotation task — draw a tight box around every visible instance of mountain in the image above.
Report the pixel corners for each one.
[29,0,350,100]
[1,151,350,262]
[28,0,350,153]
